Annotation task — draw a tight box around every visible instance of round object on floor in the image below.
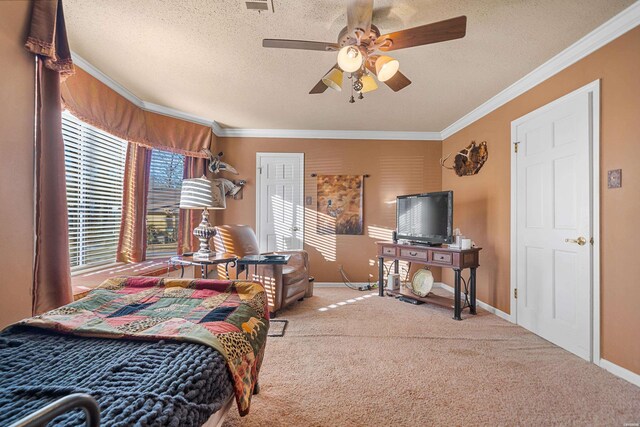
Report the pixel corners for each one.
[410,269,434,297]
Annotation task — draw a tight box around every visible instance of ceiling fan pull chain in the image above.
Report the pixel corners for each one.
[349,80,355,104]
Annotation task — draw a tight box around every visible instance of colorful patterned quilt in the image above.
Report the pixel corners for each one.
[18,276,269,416]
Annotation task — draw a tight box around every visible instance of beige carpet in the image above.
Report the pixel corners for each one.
[223,288,640,426]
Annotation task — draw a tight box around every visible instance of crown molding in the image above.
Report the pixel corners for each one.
[70,2,639,142]
[71,52,143,108]
[140,101,215,128]
[440,1,640,140]
[210,121,226,136]
[214,127,442,140]
[70,52,218,130]
[71,51,441,141]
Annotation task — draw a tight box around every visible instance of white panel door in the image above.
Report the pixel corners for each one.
[257,153,304,252]
[515,91,592,360]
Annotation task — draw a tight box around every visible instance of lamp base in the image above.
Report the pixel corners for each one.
[193,208,216,256]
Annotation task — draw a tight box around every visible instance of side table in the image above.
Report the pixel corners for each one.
[169,253,238,279]
[235,254,292,279]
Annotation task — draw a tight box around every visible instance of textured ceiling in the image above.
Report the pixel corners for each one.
[63,0,632,132]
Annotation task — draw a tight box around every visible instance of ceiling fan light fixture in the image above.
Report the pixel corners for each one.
[337,45,363,72]
[360,74,378,93]
[375,55,399,82]
[322,68,343,91]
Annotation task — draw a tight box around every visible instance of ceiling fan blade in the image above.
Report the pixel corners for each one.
[347,0,373,38]
[376,15,467,51]
[309,79,328,94]
[309,64,339,94]
[263,39,340,51]
[384,71,412,92]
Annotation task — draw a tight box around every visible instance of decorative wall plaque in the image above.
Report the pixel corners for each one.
[440,140,489,177]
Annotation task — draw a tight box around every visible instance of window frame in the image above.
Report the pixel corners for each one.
[145,149,185,258]
[62,110,128,272]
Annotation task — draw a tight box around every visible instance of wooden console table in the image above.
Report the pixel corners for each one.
[377,242,481,320]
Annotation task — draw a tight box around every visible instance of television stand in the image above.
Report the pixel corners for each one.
[377,241,481,320]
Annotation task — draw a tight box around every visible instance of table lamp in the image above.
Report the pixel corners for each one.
[179,176,226,258]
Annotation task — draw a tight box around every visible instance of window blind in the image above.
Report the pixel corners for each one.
[146,150,185,257]
[62,110,127,269]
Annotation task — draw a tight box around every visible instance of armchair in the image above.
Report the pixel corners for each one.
[212,225,311,316]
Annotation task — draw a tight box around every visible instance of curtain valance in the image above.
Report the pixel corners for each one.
[61,67,213,157]
[25,0,74,79]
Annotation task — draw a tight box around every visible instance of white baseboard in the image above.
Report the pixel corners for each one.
[599,359,640,388]
[435,282,513,322]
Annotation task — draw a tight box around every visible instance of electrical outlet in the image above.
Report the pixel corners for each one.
[607,169,622,188]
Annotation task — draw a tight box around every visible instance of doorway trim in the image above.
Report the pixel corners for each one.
[255,152,305,251]
[509,79,601,364]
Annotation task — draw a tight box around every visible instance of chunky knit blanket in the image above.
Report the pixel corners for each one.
[16,277,269,416]
[0,327,233,426]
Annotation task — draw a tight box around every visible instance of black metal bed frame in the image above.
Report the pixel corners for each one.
[8,393,100,427]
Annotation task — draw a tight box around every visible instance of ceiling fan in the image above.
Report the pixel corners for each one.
[263,0,467,103]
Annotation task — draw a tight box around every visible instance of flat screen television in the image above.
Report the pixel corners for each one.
[396,191,453,246]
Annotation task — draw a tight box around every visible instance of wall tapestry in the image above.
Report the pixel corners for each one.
[316,175,364,235]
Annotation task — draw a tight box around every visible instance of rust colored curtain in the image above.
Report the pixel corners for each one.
[27,0,74,314]
[116,144,152,263]
[61,68,213,157]
[26,0,74,79]
[178,157,208,254]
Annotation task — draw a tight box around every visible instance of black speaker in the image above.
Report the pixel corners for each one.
[392,230,398,243]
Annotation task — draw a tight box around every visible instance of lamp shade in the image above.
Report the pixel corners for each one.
[360,74,378,93]
[337,45,363,72]
[375,55,399,82]
[322,68,343,92]
[180,176,226,209]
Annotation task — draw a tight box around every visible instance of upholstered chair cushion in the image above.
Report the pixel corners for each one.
[213,225,311,316]
[213,224,260,257]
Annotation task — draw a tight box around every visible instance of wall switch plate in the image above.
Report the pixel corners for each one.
[305,196,313,205]
[607,169,622,188]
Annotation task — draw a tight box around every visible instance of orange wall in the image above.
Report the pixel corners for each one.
[442,26,640,375]
[214,137,442,283]
[0,1,35,327]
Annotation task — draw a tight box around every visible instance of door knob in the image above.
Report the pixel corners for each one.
[291,226,300,232]
[565,237,587,246]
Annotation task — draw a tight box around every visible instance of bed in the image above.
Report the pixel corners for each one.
[0,276,269,426]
